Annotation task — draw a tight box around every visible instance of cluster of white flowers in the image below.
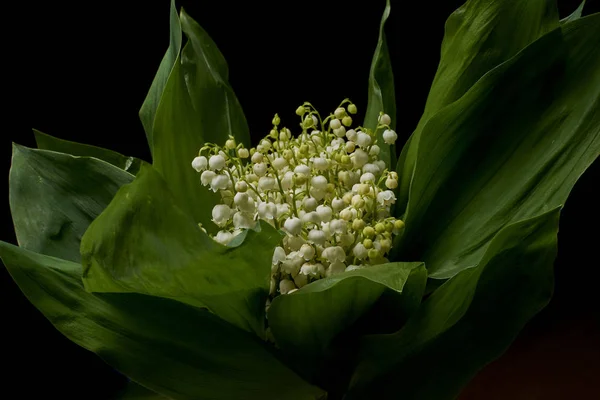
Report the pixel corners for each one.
[192,100,404,299]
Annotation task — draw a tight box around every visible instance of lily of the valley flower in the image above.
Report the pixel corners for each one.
[192,100,403,298]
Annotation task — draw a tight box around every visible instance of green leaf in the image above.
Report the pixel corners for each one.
[150,8,251,232]
[268,262,426,360]
[394,15,600,279]
[139,0,181,154]
[364,0,396,170]
[9,145,133,263]
[81,164,282,337]
[396,0,560,214]
[561,0,586,24]
[348,207,561,400]
[0,242,325,400]
[179,8,251,148]
[117,382,170,400]
[33,129,142,175]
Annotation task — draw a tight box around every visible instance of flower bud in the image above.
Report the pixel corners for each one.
[346,129,358,142]
[351,195,365,209]
[311,175,328,190]
[363,226,376,238]
[342,115,353,127]
[272,114,281,126]
[214,230,235,245]
[363,238,373,249]
[234,181,248,193]
[345,141,356,153]
[379,113,391,126]
[352,218,365,231]
[251,152,263,163]
[348,104,357,114]
[279,279,296,294]
[368,248,380,259]
[330,118,342,130]
[333,126,346,138]
[253,163,268,176]
[334,107,345,119]
[385,178,398,189]
[272,157,288,170]
[192,156,208,172]
[369,145,380,156]
[303,197,318,212]
[353,243,368,259]
[225,138,236,149]
[332,197,345,211]
[237,148,249,158]
[375,223,386,234]
[296,106,306,116]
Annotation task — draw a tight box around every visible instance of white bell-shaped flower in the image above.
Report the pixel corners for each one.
[301,211,321,225]
[329,219,347,234]
[272,246,287,265]
[201,170,216,186]
[210,174,229,192]
[258,176,276,191]
[327,261,346,277]
[321,246,346,263]
[356,132,372,148]
[279,279,297,295]
[316,205,332,222]
[258,202,277,220]
[307,229,326,246]
[192,156,208,172]
[353,243,368,259]
[383,129,398,144]
[377,190,397,206]
[209,154,226,170]
[294,164,310,176]
[379,113,391,126]
[360,172,376,183]
[303,197,318,212]
[352,148,369,168]
[214,230,234,245]
[312,157,329,171]
[311,175,328,191]
[284,217,302,235]
[212,204,232,227]
[272,157,288,170]
[363,163,380,175]
[253,163,268,176]
[299,244,315,261]
[233,211,255,229]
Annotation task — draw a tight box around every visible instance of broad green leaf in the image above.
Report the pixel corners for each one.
[364,0,396,170]
[9,145,133,263]
[268,262,426,360]
[151,9,251,231]
[33,129,142,175]
[179,8,251,147]
[395,15,600,279]
[81,164,282,337]
[349,207,561,400]
[139,0,181,154]
[396,0,560,213]
[561,0,586,24]
[117,382,170,399]
[0,242,325,400]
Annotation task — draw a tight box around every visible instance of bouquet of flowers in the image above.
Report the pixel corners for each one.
[2,0,598,399]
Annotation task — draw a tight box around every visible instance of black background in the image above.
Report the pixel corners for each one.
[2,0,599,398]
